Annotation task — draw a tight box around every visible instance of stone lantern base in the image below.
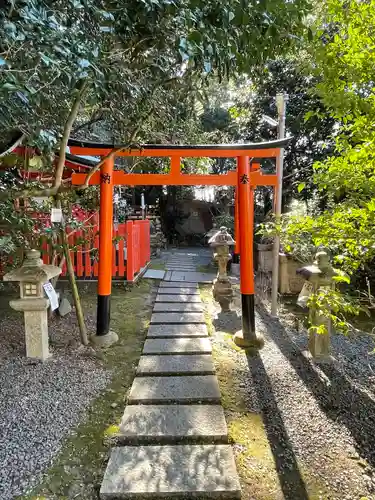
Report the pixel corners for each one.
[10,297,51,361]
[212,278,233,313]
[307,327,335,364]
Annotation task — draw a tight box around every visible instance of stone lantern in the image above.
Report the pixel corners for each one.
[297,249,342,362]
[4,250,62,361]
[208,227,235,312]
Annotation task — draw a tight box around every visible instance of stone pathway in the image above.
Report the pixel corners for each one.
[100,254,241,499]
[163,250,216,283]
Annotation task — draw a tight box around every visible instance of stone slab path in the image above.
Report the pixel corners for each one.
[153,302,204,312]
[157,287,199,295]
[151,312,206,324]
[155,294,202,302]
[100,253,240,499]
[147,323,208,338]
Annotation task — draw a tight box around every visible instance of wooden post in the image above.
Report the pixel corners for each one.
[126,220,135,281]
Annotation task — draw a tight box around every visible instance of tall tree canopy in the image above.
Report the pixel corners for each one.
[283,0,375,279]
[0,0,310,150]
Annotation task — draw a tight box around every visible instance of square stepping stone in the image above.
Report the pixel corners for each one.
[167,261,195,264]
[143,269,165,279]
[128,375,221,404]
[166,264,196,267]
[118,405,227,443]
[159,281,198,288]
[156,294,201,303]
[153,302,203,313]
[166,270,196,273]
[150,312,205,324]
[170,271,216,283]
[167,263,194,266]
[158,287,199,295]
[147,324,208,338]
[100,445,241,498]
[137,354,214,375]
[143,338,212,355]
[167,265,195,268]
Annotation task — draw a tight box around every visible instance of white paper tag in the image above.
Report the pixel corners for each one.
[43,282,59,311]
[51,208,63,223]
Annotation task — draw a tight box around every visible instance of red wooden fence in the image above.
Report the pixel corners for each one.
[41,219,150,281]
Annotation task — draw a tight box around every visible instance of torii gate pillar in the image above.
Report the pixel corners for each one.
[234,156,264,350]
[91,157,118,346]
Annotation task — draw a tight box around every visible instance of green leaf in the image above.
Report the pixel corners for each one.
[332,274,350,284]
[188,30,202,44]
[2,83,18,91]
[297,182,306,193]
[304,110,315,122]
[40,53,53,66]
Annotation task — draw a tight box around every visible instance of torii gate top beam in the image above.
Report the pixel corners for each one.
[68,137,290,158]
[69,137,291,187]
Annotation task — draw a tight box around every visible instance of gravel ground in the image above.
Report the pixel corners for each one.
[284,311,375,393]
[0,291,111,500]
[207,288,375,499]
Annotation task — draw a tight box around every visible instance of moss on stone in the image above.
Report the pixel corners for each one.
[148,260,165,270]
[103,424,120,437]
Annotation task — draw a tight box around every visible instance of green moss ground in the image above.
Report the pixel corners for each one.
[148,259,166,270]
[20,279,154,500]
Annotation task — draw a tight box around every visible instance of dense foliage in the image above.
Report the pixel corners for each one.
[284,0,375,278]
[0,0,310,149]
[269,0,375,333]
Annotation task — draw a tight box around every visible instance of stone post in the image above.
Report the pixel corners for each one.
[4,250,61,361]
[297,250,341,363]
[208,227,235,312]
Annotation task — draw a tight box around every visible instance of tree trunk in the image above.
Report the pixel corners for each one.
[61,228,89,345]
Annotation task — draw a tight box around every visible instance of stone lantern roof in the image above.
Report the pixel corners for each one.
[208,227,235,248]
[4,250,61,283]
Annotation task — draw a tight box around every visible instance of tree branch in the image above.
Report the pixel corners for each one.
[78,122,143,189]
[72,108,110,135]
[54,80,89,190]
[0,132,27,158]
[80,147,125,188]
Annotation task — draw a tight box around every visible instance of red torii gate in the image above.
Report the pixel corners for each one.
[70,138,289,347]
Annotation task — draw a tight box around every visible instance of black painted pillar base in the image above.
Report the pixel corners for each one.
[92,295,118,346]
[97,294,111,336]
[241,293,255,338]
[233,293,264,350]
